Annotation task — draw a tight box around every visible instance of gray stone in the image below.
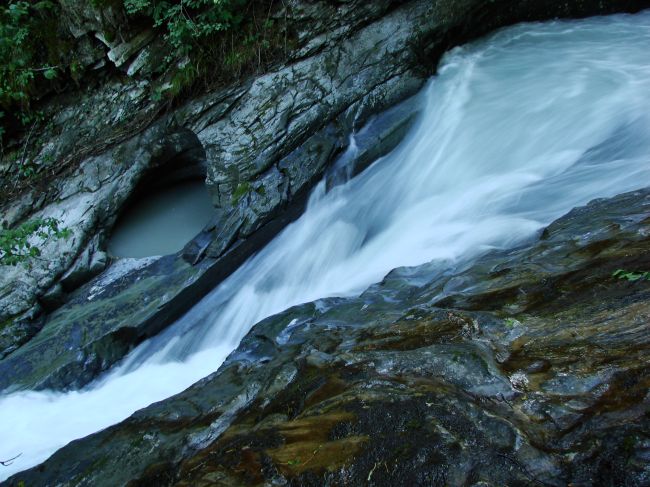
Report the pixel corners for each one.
[107,30,156,68]
[58,0,125,40]
[39,283,65,312]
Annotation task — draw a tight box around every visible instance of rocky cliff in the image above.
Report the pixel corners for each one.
[3,0,649,392]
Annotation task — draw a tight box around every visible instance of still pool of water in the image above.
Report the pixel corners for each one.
[107,180,214,258]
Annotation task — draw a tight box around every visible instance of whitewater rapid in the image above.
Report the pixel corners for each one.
[2,10,650,479]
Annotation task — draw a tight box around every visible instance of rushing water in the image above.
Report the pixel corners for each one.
[2,11,650,479]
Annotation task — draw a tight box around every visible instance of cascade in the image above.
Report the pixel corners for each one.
[2,10,650,479]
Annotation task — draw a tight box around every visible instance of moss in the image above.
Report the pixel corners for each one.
[504,317,520,328]
[268,434,368,476]
[0,316,15,333]
[6,257,196,390]
[168,63,199,98]
[353,316,464,352]
[231,181,251,204]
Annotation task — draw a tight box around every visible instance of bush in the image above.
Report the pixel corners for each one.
[0,1,66,138]
[612,269,650,282]
[0,217,70,267]
[124,0,247,53]
[124,0,290,96]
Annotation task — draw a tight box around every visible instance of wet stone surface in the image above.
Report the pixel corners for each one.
[6,188,649,486]
[4,0,648,377]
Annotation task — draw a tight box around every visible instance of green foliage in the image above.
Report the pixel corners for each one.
[0,1,34,107]
[124,0,290,97]
[504,318,520,329]
[168,61,199,96]
[3,141,45,180]
[17,158,37,178]
[0,1,66,139]
[0,217,70,266]
[124,0,246,54]
[231,181,251,204]
[612,269,650,282]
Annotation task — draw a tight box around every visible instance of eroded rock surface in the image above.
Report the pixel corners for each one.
[3,0,648,381]
[7,188,648,486]
[0,90,423,391]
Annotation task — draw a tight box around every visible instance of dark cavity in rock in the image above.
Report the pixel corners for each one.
[108,131,214,258]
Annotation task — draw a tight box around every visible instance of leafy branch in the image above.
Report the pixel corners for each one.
[0,2,59,101]
[0,217,71,267]
[612,269,650,282]
[124,0,246,54]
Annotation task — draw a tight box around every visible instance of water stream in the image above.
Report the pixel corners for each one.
[2,10,650,479]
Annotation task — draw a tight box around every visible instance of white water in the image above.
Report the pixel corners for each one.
[3,11,650,479]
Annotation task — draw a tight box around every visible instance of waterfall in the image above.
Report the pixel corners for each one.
[2,10,650,479]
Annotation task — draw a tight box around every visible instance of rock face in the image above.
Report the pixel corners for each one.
[0,125,207,360]
[3,0,648,392]
[0,1,649,484]
[7,0,646,389]
[0,90,423,391]
[6,188,649,486]
[0,0,431,365]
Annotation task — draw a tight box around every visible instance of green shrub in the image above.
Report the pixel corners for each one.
[124,0,291,96]
[231,181,251,204]
[0,217,70,267]
[124,0,247,54]
[612,269,650,282]
[0,1,66,134]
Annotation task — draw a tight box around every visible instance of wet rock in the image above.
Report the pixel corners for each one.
[0,77,439,389]
[3,0,648,374]
[0,122,218,355]
[347,90,424,178]
[0,308,44,361]
[38,283,66,313]
[7,187,650,486]
[60,236,109,291]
